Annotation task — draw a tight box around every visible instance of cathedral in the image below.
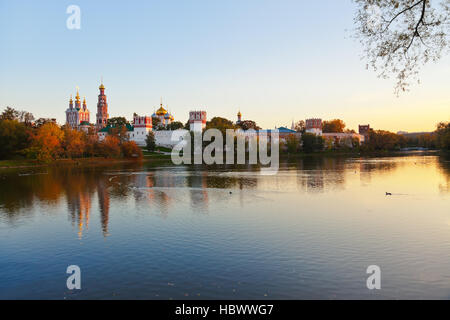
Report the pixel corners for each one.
[65,88,90,131]
[152,101,174,127]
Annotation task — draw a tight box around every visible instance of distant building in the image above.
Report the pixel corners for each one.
[189,111,207,132]
[236,111,242,124]
[65,89,90,129]
[359,124,370,142]
[306,118,323,135]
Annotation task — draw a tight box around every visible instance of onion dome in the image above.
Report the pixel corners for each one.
[99,83,105,90]
[164,113,171,119]
[156,106,167,116]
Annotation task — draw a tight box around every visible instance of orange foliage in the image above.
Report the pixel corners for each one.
[121,141,143,159]
[63,127,86,158]
[99,135,121,158]
[30,123,64,162]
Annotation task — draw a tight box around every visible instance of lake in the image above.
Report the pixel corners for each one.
[0,153,449,299]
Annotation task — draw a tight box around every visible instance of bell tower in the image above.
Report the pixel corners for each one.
[96,81,109,130]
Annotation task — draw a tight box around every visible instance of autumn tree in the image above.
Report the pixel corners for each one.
[363,129,405,151]
[323,119,346,133]
[99,135,121,158]
[28,123,64,162]
[436,122,450,150]
[294,120,306,133]
[63,127,86,158]
[354,0,450,93]
[121,141,143,159]
[108,125,130,143]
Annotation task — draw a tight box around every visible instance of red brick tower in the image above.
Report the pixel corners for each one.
[96,82,109,130]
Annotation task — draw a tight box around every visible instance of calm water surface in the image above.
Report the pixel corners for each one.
[0,154,449,299]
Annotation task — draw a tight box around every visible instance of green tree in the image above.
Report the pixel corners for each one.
[286,134,299,153]
[152,117,161,130]
[237,120,260,131]
[107,117,128,127]
[0,120,31,159]
[167,121,184,130]
[206,117,236,135]
[1,107,20,121]
[145,131,156,152]
[34,118,56,128]
[301,133,324,153]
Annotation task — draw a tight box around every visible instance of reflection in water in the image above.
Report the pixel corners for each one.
[0,155,446,232]
[0,154,449,299]
[438,154,450,193]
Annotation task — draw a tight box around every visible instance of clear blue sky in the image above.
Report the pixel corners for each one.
[0,0,448,132]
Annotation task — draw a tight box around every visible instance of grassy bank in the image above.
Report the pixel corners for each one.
[0,152,172,169]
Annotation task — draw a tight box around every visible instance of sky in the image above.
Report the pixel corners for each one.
[0,0,448,132]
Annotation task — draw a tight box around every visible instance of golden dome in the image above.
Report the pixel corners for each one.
[156,106,167,115]
[237,111,242,117]
[99,83,105,90]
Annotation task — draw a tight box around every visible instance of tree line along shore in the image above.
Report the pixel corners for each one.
[0,107,449,168]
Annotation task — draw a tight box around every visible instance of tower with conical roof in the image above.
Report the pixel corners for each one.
[96,81,109,130]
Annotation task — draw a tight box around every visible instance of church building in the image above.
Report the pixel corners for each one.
[65,88,90,130]
[152,101,174,127]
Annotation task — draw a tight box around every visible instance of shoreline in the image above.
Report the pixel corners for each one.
[0,150,442,170]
